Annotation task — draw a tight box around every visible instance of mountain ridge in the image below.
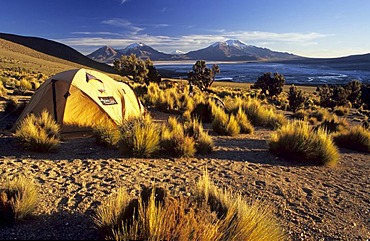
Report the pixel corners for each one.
[87,40,302,64]
[0,32,115,74]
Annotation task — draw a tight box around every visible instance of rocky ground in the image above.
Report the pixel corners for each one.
[0,110,369,240]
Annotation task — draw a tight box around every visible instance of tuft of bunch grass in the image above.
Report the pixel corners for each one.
[161,117,196,157]
[94,172,285,241]
[333,106,350,116]
[241,98,287,129]
[211,105,240,136]
[93,125,120,148]
[0,175,38,226]
[332,125,370,152]
[196,131,214,155]
[119,114,160,158]
[184,118,214,154]
[236,107,254,134]
[292,109,308,120]
[194,170,286,241]
[268,120,339,166]
[15,110,61,152]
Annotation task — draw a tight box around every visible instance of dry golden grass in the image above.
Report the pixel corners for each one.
[269,120,339,167]
[92,125,120,148]
[119,114,161,158]
[332,125,370,152]
[14,110,61,152]
[94,171,285,241]
[0,175,38,225]
[211,104,240,136]
[160,116,196,157]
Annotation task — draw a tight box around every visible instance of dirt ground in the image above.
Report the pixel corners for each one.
[0,110,369,240]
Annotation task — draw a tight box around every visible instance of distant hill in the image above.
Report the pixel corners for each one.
[279,53,370,71]
[88,42,174,63]
[0,32,115,74]
[87,39,302,64]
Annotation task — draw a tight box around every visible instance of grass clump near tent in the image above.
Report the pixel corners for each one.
[0,175,38,226]
[160,116,196,157]
[332,125,370,152]
[14,110,61,152]
[268,120,339,167]
[119,114,161,158]
[93,124,120,148]
[94,171,285,241]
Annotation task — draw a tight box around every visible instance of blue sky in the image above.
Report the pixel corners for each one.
[1,0,370,57]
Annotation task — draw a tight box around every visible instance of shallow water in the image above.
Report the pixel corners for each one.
[156,62,370,85]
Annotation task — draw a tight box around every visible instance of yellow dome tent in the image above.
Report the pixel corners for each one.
[12,68,144,133]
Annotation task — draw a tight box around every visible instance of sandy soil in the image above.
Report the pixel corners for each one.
[0,111,369,240]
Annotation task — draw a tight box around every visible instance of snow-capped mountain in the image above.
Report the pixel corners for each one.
[87,39,301,63]
[171,49,185,55]
[117,42,172,60]
[187,39,299,61]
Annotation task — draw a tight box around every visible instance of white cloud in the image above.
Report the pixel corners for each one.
[101,18,144,34]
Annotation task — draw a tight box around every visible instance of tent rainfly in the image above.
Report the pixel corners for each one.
[12,68,144,133]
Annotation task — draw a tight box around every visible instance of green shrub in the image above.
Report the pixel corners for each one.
[119,115,161,158]
[288,85,306,112]
[15,110,61,152]
[93,125,120,148]
[252,72,285,98]
[268,120,339,166]
[0,175,38,226]
[332,125,370,152]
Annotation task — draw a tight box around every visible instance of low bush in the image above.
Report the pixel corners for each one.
[119,115,161,158]
[332,125,370,152]
[268,120,339,166]
[15,110,61,152]
[94,172,285,241]
[0,175,38,226]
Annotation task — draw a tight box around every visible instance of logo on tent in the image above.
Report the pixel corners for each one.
[98,96,117,105]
